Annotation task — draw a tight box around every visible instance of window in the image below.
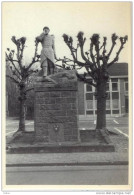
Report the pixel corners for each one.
[86,84,92,92]
[112,110,119,114]
[85,78,120,116]
[111,79,119,112]
[112,99,119,109]
[85,83,95,115]
[86,101,93,109]
[112,92,119,99]
[86,93,93,100]
[86,111,93,115]
[125,82,128,91]
[112,83,118,91]
[107,92,110,100]
[95,100,97,109]
[106,100,110,109]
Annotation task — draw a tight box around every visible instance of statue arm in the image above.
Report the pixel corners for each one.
[36,33,44,42]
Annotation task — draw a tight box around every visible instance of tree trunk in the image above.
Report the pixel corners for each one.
[18,83,26,132]
[96,80,107,129]
[18,98,26,132]
[95,80,111,144]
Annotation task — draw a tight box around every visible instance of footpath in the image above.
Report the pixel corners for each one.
[6,151,128,167]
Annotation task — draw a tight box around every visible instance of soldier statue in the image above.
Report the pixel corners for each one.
[36,26,57,77]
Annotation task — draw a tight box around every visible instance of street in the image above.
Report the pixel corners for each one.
[6,165,128,185]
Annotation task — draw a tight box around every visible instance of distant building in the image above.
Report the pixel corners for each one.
[78,63,128,119]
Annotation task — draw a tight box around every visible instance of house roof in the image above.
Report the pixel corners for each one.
[108,63,128,76]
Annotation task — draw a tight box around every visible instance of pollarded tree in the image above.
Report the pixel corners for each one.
[6,36,40,133]
[62,32,128,143]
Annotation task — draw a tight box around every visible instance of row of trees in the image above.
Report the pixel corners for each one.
[6,32,127,141]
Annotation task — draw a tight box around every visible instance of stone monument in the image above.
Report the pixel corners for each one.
[34,70,80,143]
[34,26,80,144]
[6,28,115,153]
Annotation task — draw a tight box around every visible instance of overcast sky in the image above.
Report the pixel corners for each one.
[3,2,131,69]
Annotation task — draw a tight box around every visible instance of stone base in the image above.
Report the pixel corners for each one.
[34,70,80,143]
[6,130,115,153]
[7,142,115,154]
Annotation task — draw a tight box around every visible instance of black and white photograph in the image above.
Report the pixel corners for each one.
[2,1,132,192]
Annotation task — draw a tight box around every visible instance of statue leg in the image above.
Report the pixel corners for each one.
[47,59,51,75]
[47,59,54,75]
[42,60,48,77]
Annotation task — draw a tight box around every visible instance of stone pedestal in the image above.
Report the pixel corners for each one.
[34,70,80,143]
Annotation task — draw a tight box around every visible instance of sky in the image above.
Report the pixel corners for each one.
[2,2,131,69]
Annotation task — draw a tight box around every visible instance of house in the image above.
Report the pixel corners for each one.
[78,63,128,119]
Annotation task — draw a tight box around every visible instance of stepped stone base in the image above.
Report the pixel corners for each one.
[6,130,115,153]
[7,142,115,154]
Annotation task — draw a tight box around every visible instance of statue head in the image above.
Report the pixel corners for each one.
[43,26,50,35]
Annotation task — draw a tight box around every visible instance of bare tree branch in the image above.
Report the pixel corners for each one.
[108,36,128,67]
[11,36,24,70]
[26,59,40,71]
[26,41,40,71]
[85,67,94,79]
[25,87,34,93]
[76,72,96,87]
[90,34,102,69]
[11,70,22,81]
[107,33,118,60]
[62,33,127,88]
[77,32,93,66]
[6,75,19,84]
[6,52,21,77]
[102,37,107,57]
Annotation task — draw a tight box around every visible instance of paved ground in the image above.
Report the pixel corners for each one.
[5,116,130,186]
[6,151,128,166]
[6,165,128,185]
[6,118,34,136]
